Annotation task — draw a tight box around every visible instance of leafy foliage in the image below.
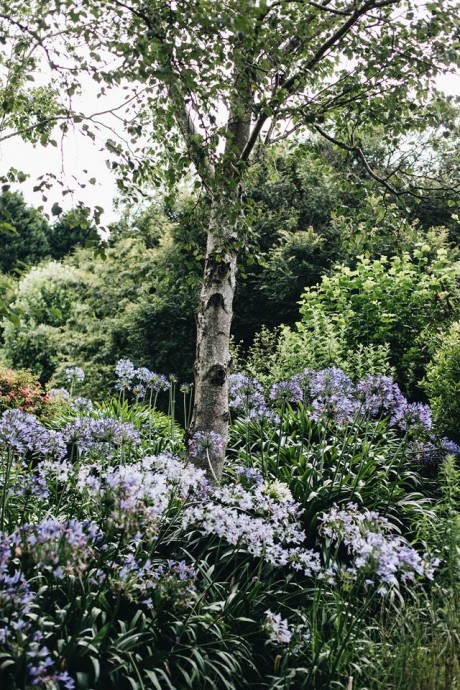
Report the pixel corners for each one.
[0,191,51,274]
[0,364,50,416]
[269,247,460,396]
[48,206,100,260]
[0,361,458,689]
[1,261,90,383]
[0,194,204,391]
[424,321,460,442]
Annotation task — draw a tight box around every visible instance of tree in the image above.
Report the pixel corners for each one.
[48,206,100,260]
[1,0,459,479]
[0,191,50,273]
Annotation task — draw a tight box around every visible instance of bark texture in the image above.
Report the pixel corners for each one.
[187,8,254,481]
[189,208,238,481]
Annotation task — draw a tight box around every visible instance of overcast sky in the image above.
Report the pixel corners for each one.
[0,70,458,227]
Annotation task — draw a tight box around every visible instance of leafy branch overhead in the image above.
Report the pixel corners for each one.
[0,0,459,199]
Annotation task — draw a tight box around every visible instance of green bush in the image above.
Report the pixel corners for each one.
[269,247,460,395]
[1,262,90,383]
[0,191,51,273]
[1,211,200,393]
[241,316,394,388]
[424,321,460,442]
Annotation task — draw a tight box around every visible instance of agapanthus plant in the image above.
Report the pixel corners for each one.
[62,415,140,459]
[320,503,438,592]
[229,374,274,422]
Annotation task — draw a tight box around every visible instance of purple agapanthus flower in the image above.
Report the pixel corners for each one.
[0,410,66,460]
[441,438,460,456]
[136,367,170,392]
[269,380,303,405]
[391,402,432,432]
[64,367,85,384]
[235,466,264,486]
[188,431,224,460]
[18,518,102,579]
[48,388,71,401]
[115,358,136,391]
[62,416,140,457]
[229,374,274,422]
[27,639,76,689]
[409,437,460,466]
[70,397,93,413]
[356,374,407,419]
[297,368,357,425]
[264,610,292,644]
[320,504,438,590]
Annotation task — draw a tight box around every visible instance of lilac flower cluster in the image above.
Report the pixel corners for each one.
[62,415,141,457]
[11,457,71,503]
[0,538,35,646]
[15,519,102,579]
[77,455,209,535]
[0,409,44,455]
[115,359,170,395]
[27,635,75,689]
[70,397,93,413]
[297,367,357,425]
[188,431,224,460]
[408,438,460,466]
[263,611,311,650]
[0,540,75,688]
[391,402,432,432]
[264,610,292,644]
[48,388,71,401]
[0,410,66,460]
[136,367,170,392]
[235,466,264,486]
[356,374,406,419]
[12,471,49,501]
[64,367,85,384]
[229,374,275,422]
[246,369,454,456]
[320,504,438,591]
[115,359,136,390]
[182,478,321,576]
[269,380,303,405]
[113,555,197,607]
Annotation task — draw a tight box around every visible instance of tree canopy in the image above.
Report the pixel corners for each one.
[1,0,459,478]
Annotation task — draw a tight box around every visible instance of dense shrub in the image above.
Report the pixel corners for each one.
[1,262,91,383]
[424,321,460,442]
[0,364,50,416]
[1,215,200,392]
[243,316,394,388]
[265,247,460,396]
[0,191,51,273]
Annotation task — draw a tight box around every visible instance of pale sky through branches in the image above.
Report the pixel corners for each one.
[0,66,459,226]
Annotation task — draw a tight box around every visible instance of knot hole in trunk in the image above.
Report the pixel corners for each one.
[207,364,227,386]
[207,293,226,311]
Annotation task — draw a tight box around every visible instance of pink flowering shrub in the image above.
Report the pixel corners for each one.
[0,365,50,416]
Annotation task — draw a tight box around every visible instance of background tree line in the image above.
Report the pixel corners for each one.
[1,137,459,437]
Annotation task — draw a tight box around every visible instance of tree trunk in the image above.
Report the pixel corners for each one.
[189,202,238,482]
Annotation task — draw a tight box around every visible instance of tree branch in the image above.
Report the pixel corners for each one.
[167,77,215,184]
[241,0,399,162]
[0,91,148,144]
[313,123,419,197]
[306,1,354,16]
